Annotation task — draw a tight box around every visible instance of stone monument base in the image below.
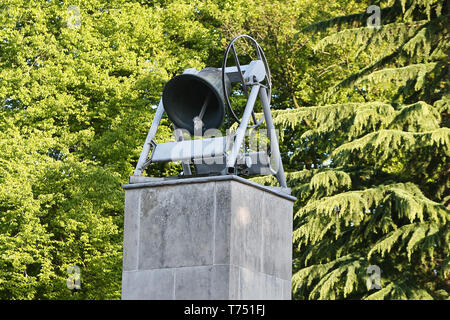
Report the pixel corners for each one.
[121,175,295,300]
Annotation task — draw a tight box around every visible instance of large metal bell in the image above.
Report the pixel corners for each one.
[162,67,231,135]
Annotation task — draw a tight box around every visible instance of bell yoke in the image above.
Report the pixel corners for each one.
[133,35,287,189]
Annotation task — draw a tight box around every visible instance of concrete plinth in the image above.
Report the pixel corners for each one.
[121,175,296,300]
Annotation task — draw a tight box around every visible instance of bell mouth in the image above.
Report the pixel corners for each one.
[162,73,225,135]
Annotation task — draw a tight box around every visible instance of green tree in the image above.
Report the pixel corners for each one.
[254,0,449,299]
[0,0,216,299]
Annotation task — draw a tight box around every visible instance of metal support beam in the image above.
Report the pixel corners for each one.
[259,87,287,188]
[226,84,260,172]
[133,99,165,176]
[220,65,249,83]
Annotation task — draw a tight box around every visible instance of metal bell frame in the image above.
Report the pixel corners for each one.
[133,35,287,189]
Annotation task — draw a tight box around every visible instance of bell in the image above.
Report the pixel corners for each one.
[162,67,231,135]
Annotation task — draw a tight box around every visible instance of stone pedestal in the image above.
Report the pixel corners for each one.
[121,175,295,300]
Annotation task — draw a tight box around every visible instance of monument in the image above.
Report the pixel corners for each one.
[121,35,296,300]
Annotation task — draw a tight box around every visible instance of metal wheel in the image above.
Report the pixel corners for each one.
[221,35,272,128]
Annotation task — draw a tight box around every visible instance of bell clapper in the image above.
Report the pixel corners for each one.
[193,93,211,132]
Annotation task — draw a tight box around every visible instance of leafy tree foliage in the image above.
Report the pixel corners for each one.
[0,0,448,299]
[0,0,216,299]
[254,0,449,299]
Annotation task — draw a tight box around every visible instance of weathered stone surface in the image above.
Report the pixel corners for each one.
[213,181,232,265]
[174,265,230,300]
[122,269,174,300]
[138,184,215,269]
[262,191,293,280]
[230,181,264,273]
[228,265,241,300]
[123,189,140,271]
[121,176,294,300]
[282,279,292,300]
[237,267,284,300]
